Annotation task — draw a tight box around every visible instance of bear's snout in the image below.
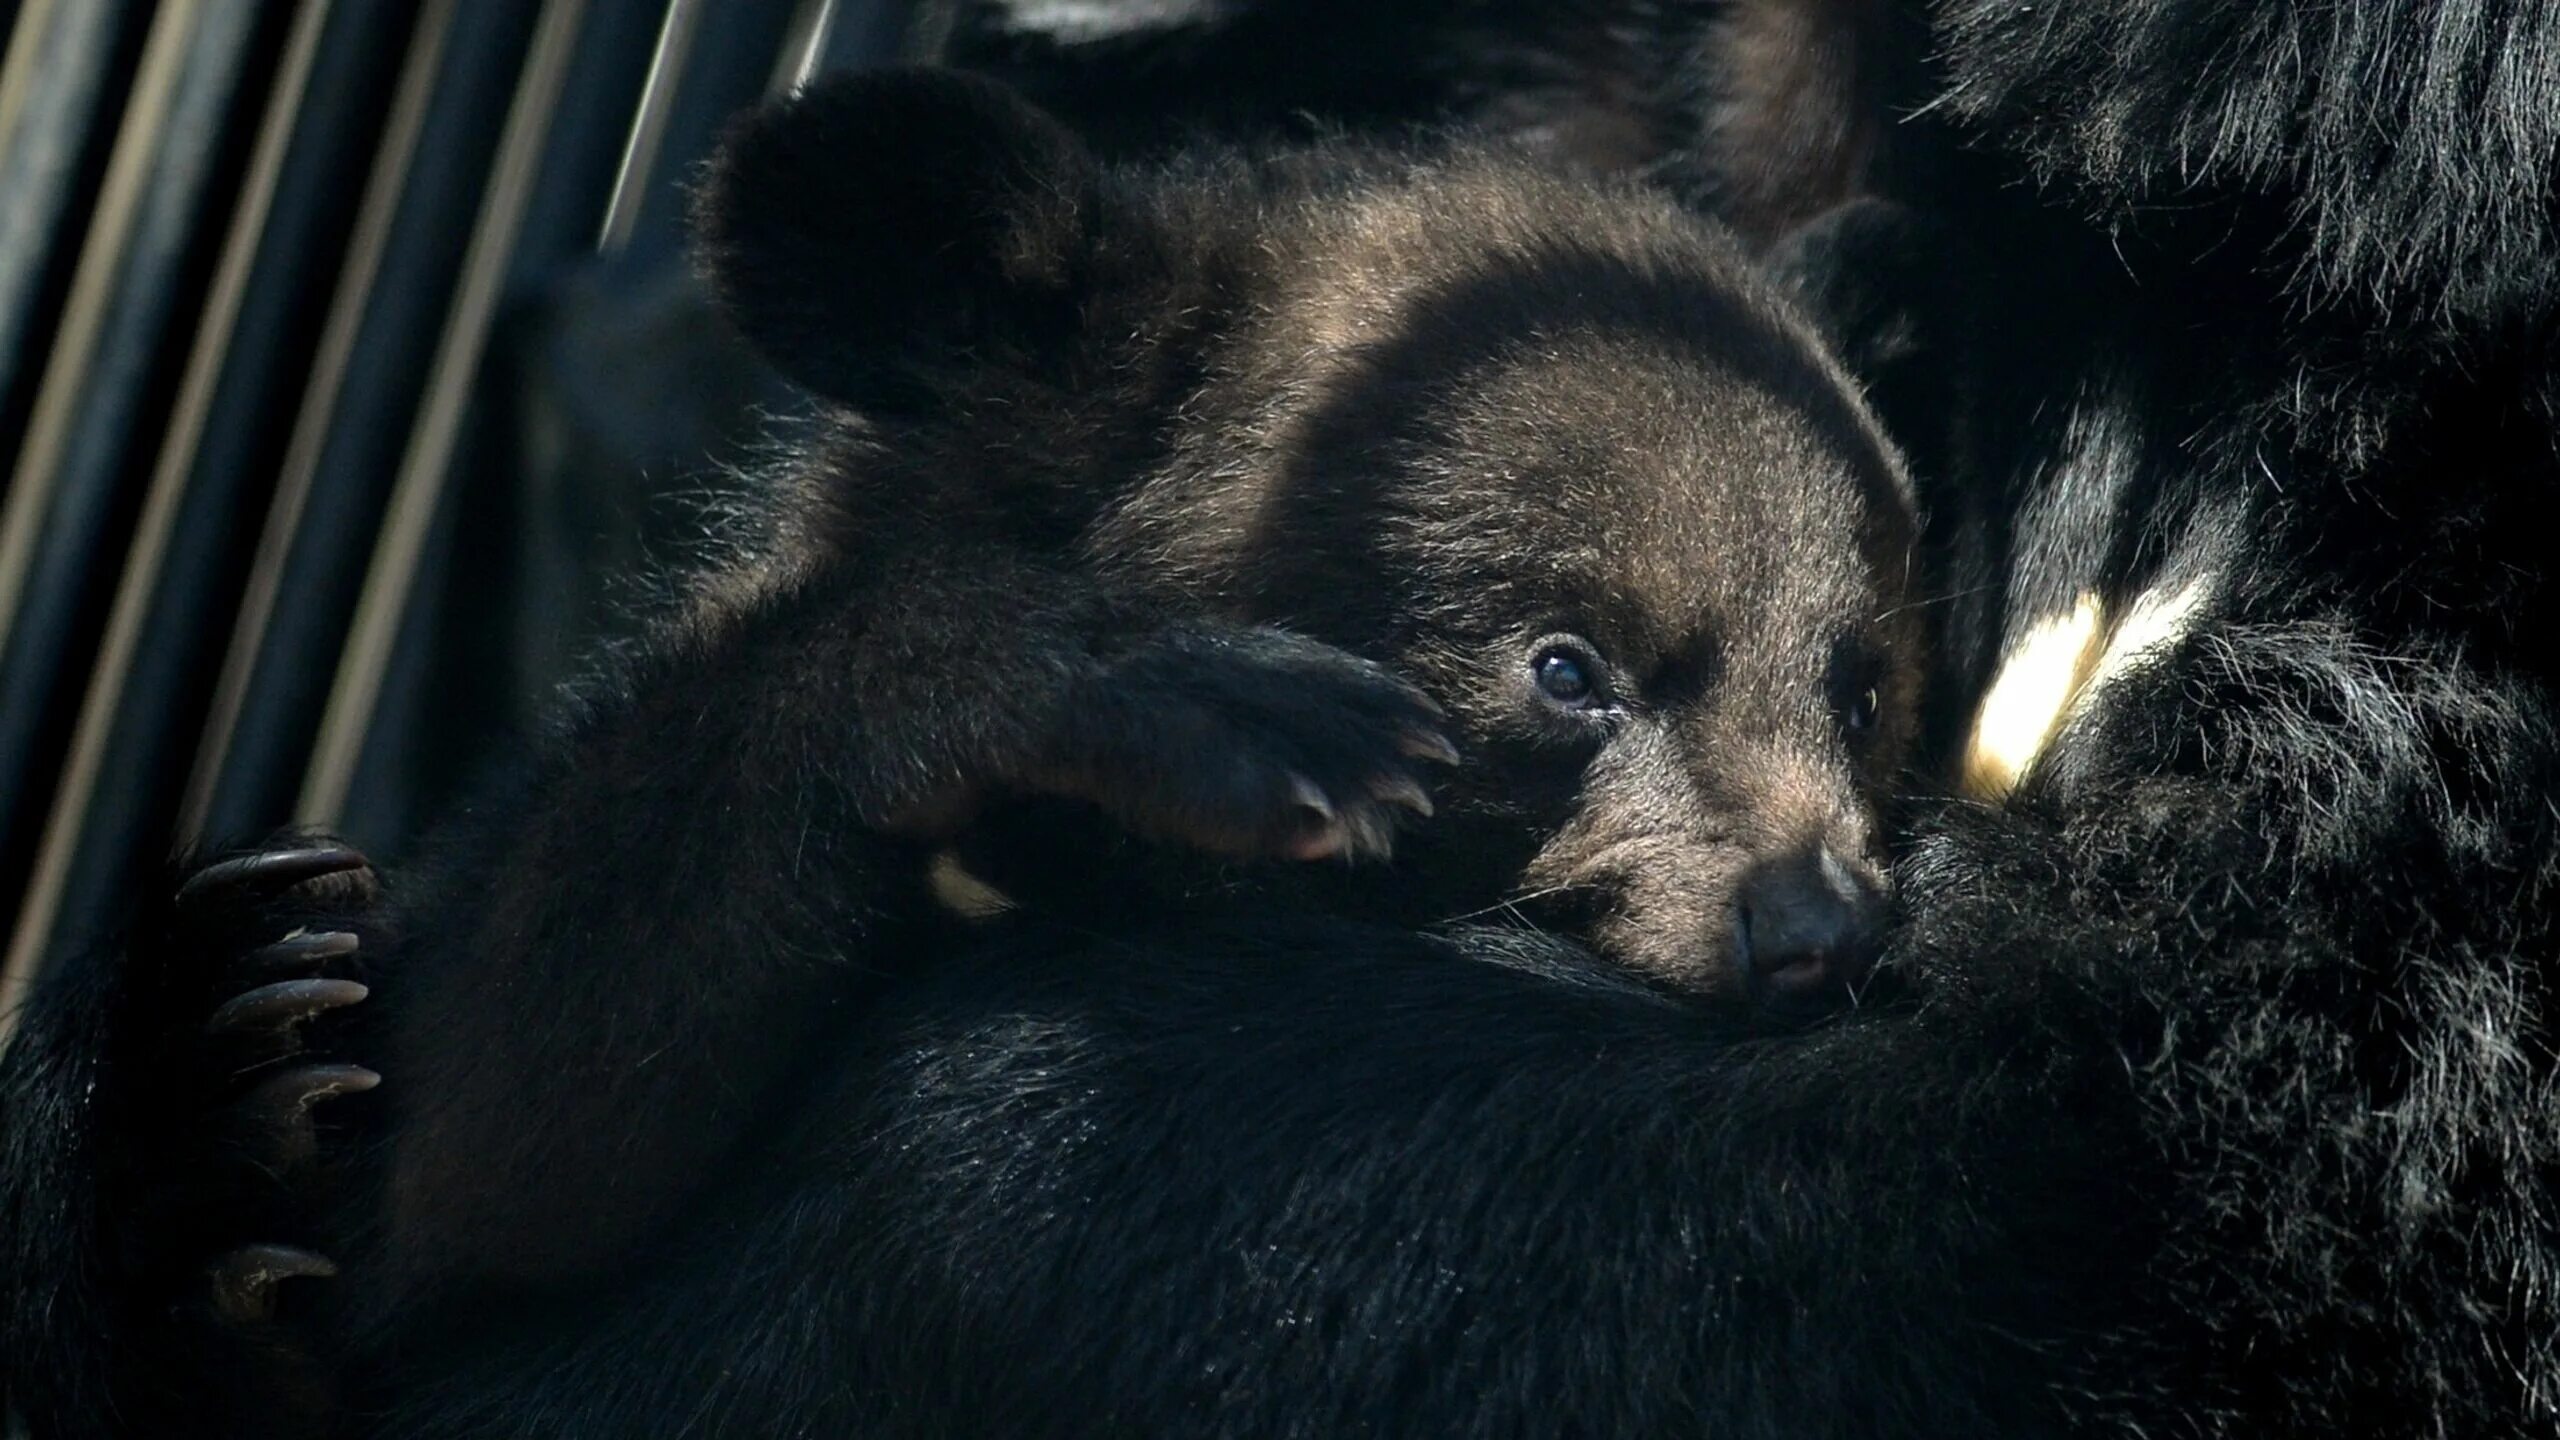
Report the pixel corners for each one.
[1731,845,1886,1009]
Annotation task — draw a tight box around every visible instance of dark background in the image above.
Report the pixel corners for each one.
[0,0,949,1025]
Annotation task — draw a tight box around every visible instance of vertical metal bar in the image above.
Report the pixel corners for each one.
[0,0,123,436]
[175,0,460,842]
[0,0,64,155]
[0,0,152,648]
[598,0,804,260]
[0,0,336,1044]
[767,0,837,96]
[296,0,591,827]
[0,0,269,941]
[594,0,703,254]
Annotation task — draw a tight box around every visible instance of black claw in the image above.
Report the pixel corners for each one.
[208,1243,338,1324]
[246,930,362,973]
[205,978,370,1038]
[244,1062,382,1115]
[178,845,372,909]
[239,1063,382,1166]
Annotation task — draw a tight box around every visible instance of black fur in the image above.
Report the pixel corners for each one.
[13,2,2560,1431]
[1928,0,2560,337]
[1,840,381,1436]
[2,68,1931,1437]
[820,2,2560,1433]
[933,3,2560,1431]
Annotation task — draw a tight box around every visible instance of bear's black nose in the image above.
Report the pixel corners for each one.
[1733,847,1886,1009]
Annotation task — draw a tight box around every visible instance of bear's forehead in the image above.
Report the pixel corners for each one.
[1374,480,1883,667]
[1231,312,1901,650]
[1513,522,1876,661]
[1420,343,1883,541]
[1130,185,1910,656]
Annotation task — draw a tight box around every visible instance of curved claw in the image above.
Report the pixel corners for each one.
[208,1243,339,1324]
[243,1062,382,1116]
[206,978,370,1038]
[178,845,372,909]
[239,1063,382,1166]
[1285,775,1336,826]
[1370,773,1435,819]
[1283,776,1345,861]
[1399,728,1462,766]
[1338,805,1397,863]
[247,930,362,973]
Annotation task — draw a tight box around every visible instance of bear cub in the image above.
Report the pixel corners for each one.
[689,68,1928,1004]
[343,65,1932,1319]
[0,66,1930,1439]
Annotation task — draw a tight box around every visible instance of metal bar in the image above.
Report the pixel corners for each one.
[0,0,65,157]
[187,0,549,844]
[331,0,667,839]
[767,0,836,95]
[0,0,267,927]
[0,0,125,442]
[595,0,703,253]
[0,0,339,1045]
[176,0,461,842]
[0,0,135,634]
[45,2,415,974]
[601,0,802,259]
[297,0,592,826]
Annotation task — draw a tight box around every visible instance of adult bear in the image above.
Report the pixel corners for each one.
[7,5,2560,1440]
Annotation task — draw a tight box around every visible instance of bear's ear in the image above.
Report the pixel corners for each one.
[1767,197,1971,513]
[1764,199,1945,379]
[690,68,1099,413]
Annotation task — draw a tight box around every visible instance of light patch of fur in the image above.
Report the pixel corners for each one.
[2067,570,2216,727]
[929,850,1016,920]
[1963,571,2222,797]
[1962,590,2105,799]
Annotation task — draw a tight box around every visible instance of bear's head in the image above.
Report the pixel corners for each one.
[695,70,1923,1008]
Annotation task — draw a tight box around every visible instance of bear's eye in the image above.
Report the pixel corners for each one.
[1844,686,1880,733]
[1532,643,1605,709]
[1829,637,1884,738]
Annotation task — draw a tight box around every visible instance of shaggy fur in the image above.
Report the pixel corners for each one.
[0,70,1931,1436]
[830,1,2560,1433]
[1929,0,2560,337]
[12,2,2560,1431]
